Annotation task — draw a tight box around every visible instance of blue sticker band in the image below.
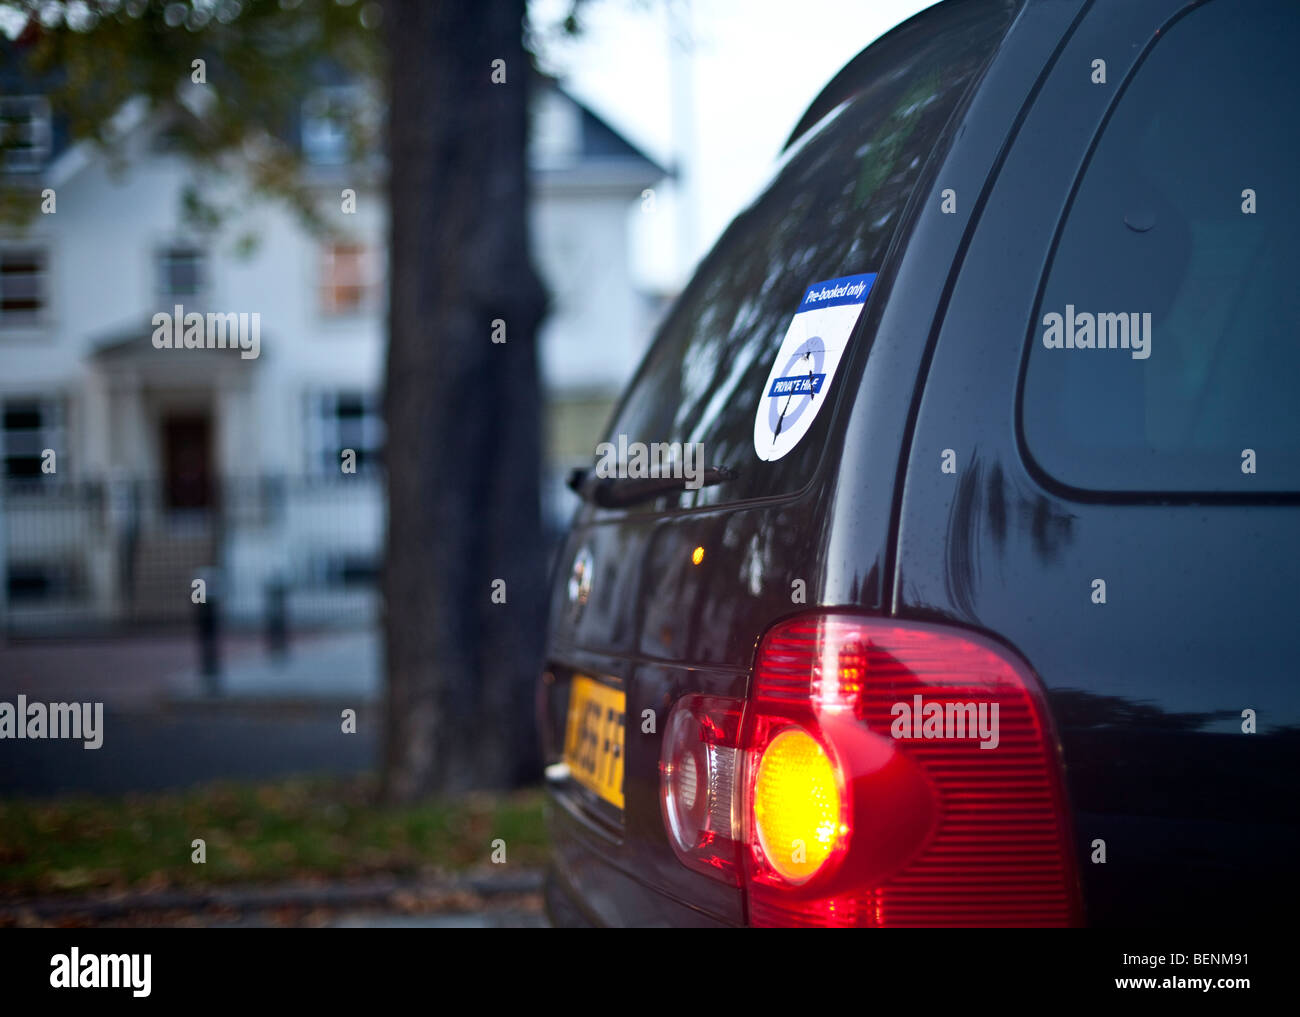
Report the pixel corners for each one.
[768,373,827,397]
[797,273,877,310]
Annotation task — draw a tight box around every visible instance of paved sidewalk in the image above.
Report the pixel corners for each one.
[170,629,380,703]
[0,628,379,709]
[0,633,233,710]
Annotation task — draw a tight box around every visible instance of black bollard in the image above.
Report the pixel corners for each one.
[264,578,288,660]
[198,592,221,695]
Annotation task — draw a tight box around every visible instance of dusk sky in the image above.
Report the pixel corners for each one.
[531,0,938,290]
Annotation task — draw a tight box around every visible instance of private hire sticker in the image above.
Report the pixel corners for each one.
[753,272,876,461]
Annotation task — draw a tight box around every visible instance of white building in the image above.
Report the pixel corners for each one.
[0,76,666,631]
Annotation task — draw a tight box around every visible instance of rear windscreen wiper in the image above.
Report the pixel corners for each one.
[567,465,737,509]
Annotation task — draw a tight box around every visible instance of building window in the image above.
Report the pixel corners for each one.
[301,86,378,167]
[157,244,207,301]
[310,391,383,475]
[1,397,63,478]
[0,96,52,172]
[321,241,378,315]
[7,561,75,603]
[0,247,47,328]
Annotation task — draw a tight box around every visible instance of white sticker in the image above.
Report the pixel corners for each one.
[753,273,876,461]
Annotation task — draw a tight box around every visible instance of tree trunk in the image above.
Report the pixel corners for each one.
[381,0,548,800]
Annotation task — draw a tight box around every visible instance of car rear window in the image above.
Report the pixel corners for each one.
[1022,0,1300,495]
[601,2,1016,510]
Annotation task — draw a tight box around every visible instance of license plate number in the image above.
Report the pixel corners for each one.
[562,675,626,810]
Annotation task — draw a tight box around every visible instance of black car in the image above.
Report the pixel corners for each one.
[538,0,1300,927]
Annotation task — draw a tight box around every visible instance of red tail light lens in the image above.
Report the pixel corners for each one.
[742,614,1080,927]
[658,613,1081,925]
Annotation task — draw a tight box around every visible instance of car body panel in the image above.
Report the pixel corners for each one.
[892,0,1300,925]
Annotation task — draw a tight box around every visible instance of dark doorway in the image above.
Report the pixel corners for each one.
[162,415,213,509]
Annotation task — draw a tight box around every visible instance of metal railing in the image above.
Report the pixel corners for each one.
[0,473,384,634]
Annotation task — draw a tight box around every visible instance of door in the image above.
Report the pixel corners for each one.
[162,414,213,510]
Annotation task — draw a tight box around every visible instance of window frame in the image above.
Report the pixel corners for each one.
[1,395,65,480]
[307,389,384,476]
[319,240,380,317]
[0,244,50,332]
[155,241,209,304]
[301,85,378,168]
[0,95,52,172]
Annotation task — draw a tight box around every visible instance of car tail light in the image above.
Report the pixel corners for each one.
[660,695,744,882]
[751,726,842,882]
[658,613,1081,926]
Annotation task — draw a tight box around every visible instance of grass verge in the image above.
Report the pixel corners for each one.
[0,777,546,897]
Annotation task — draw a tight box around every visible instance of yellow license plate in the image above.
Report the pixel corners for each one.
[562,675,626,810]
